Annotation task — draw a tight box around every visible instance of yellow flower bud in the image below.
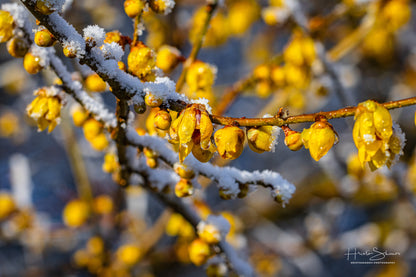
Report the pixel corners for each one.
[7,37,29,58]
[146,157,158,168]
[381,0,411,32]
[71,106,89,127]
[166,213,194,237]
[87,236,104,255]
[175,178,193,198]
[284,130,303,151]
[63,199,90,227]
[174,163,195,179]
[145,93,163,107]
[73,249,89,267]
[227,0,260,36]
[154,109,172,130]
[302,120,337,161]
[23,52,43,74]
[85,73,107,92]
[284,63,309,88]
[34,28,55,47]
[63,45,77,58]
[271,66,285,87]
[0,10,14,43]
[192,144,215,163]
[253,64,271,81]
[83,119,102,141]
[214,126,245,160]
[35,0,56,15]
[93,195,113,214]
[190,8,229,47]
[189,238,211,266]
[117,244,142,267]
[247,126,276,153]
[124,0,144,18]
[198,223,221,244]
[90,133,109,151]
[255,81,273,98]
[102,152,118,173]
[118,61,126,71]
[156,45,182,73]
[128,42,156,79]
[0,193,15,220]
[186,61,216,92]
[0,112,19,137]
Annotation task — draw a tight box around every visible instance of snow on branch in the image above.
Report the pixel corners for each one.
[125,127,296,204]
[19,0,211,111]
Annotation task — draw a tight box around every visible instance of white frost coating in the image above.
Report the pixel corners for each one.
[206,215,231,238]
[135,156,179,191]
[62,40,86,59]
[31,45,50,67]
[101,42,124,61]
[263,114,280,152]
[48,55,117,127]
[83,25,105,46]
[363,134,375,143]
[125,128,296,204]
[136,22,145,37]
[2,3,29,29]
[391,122,406,165]
[219,241,254,276]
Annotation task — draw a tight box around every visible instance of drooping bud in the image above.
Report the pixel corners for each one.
[34,28,55,47]
[0,11,14,43]
[7,37,29,58]
[174,163,195,179]
[302,119,337,161]
[247,125,276,153]
[282,126,303,151]
[188,238,211,266]
[23,52,43,74]
[156,45,182,73]
[154,110,172,130]
[85,73,107,92]
[214,126,245,160]
[175,178,193,198]
[124,0,144,18]
[145,93,163,107]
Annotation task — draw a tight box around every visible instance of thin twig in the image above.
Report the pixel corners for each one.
[175,0,218,92]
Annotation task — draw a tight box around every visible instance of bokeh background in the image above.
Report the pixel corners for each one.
[1,0,416,276]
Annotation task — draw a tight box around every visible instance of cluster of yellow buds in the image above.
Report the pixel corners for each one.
[190,0,260,47]
[128,42,157,81]
[102,152,119,174]
[73,236,106,274]
[26,87,62,133]
[0,10,14,43]
[82,118,109,151]
[301,118,338,161]
[174,163,195,197]
[62,199,90,228]
[156,45,182,73]
[185,61,217,105]
[362,0,411,61]
[166,213,195,238]
[170,104,215,162]
[353,100,403,170]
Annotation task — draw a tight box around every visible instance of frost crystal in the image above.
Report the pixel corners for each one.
[101,42,124,61]
[62,40,86,59]
[2,3,29,29]
[31,45,51,67]
[162,0,175,15]
[83,25,105,46]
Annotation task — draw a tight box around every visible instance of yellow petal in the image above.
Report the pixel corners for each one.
[179,141,194,163]
[192,143,215,163]
[308,123,336,161]
[37,117,49,132]
[301,127,312,149]
[199,110,213,150]
[31,97,49,119]
[178,107,196,145]
[169,111,184,143]
[46,97,61,120]
[48,119,58,133]
[26,97,41,115]
[373,104,392,141]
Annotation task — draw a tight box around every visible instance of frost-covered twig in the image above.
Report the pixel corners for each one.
[114,99,131,186]
[125,127,296,203]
